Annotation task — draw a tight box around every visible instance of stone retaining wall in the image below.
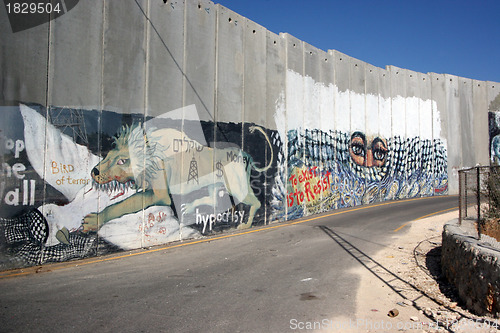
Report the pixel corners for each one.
[441,220,500,317]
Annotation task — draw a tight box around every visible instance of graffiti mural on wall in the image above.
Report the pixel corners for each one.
[0,97,448,269]
[83,122,272,232]
[489,94,500,164]
[267,70,449,221]
[270,128,448,220]
[0,104,276,269]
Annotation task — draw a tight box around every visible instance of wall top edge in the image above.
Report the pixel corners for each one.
[211,0,498,85]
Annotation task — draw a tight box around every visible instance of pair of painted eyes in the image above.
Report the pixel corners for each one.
[350,142,387,161]
[117,158,129,165]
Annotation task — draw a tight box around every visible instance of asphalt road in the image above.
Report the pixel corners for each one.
[0,195,458,333]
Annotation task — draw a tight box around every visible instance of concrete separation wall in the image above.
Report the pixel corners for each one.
[0,0,499,270]
[442,220,500,317]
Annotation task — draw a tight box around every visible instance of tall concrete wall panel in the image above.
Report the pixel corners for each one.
[303,43,321,134]
[418,72,434,195]
[266,32,286,132]
[378,68,392,140]
[0,13,48,106]
[144,1,188,240]
[389,66,407,138]
[0,0,497,270]
[459,77,475,167]
[284,34,304,131]
[266,31,286,222]
[180,1,217,237]
[430,73,448,141]
[215,6,243,124]
[389,67,408,196]
[303,43,321,215]
[365,64,380,202]
[406,70,420,139]
[215,5,243,148]
[350,59,366,134]
[102,0,147,114]
[303,42,320,146]
[243,19,267,127]
[47,1,104,108]
[445,75,462,194]
[418,73,432,141]
[184,0,216,122]
[320,52,335,133]
[430,73,450,194]
[377,67,392,200]
[0,8,49,224]
[284,33,305,215]
[243,19,268,224]
[146,0,185,116]
[317,50,334,211]
[332,50,350,133]
[100,0,149,244]
[472,81,489,166]
[405,70,419,197]
[44,1,105,229]
[365,64,379,139]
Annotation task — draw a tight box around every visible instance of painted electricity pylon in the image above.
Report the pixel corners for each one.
[187,155,199,184]
[48,107,88,145]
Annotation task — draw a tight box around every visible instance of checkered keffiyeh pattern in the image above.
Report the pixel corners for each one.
[1,209,96,265]
[1,209,48,245]
[283,128,448,203]
[11,234,96,265]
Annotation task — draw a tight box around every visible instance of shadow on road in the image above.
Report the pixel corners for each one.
[318,225,494,332]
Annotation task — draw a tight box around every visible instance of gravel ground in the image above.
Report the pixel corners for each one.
[329,211,500,333]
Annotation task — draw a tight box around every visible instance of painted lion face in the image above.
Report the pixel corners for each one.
[91,147,135,185]
[90,124,166,192]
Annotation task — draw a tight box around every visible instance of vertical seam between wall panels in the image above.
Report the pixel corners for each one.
[297,41,304,216]
[241,19,245,152]
[430,73,434,180]
[285,37,288,221]
[430,73,434,196]
[348,58,352,142]
[141,0,151,248]
[44,15,50,110]
[214,4,219,143]
[364,64,368,197]
[263,29,267,225]
[385,66,394,157]
[40,9,53,263]
[181,0,187,241]
[286,35,289,221]
[182,0,187,108]
[332,50,337,207]
[98,0,106,238]
[214,3,219,225]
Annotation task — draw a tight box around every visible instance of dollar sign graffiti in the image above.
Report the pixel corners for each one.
[216,161,224,178]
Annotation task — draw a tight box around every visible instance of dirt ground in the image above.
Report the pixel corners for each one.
[328,211,500,333]
[482,218,500,242]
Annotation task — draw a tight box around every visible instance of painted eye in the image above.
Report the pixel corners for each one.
[373,148,387,161]
[351,143,365,157]
[117,159,128,165]
[371,138,388,162]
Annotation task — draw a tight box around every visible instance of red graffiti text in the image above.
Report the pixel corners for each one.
[287,167,331,207]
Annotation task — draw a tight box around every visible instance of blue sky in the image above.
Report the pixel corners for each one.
[214,0,500,83]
